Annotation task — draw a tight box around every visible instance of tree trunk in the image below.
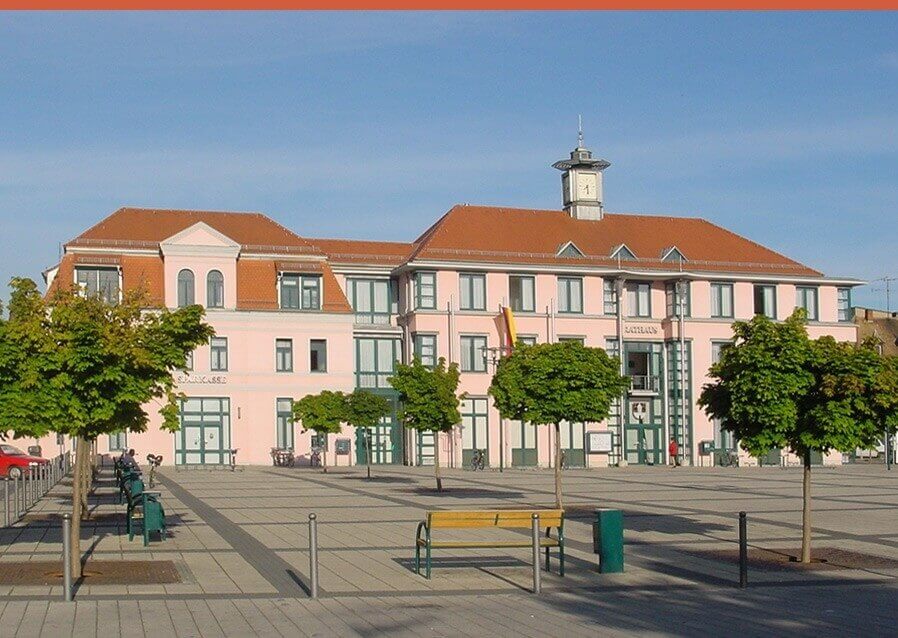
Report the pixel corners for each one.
[366,428,372,480]
[79,443,89,517]
[801,450,812,563]
[69,436,86,579]
[554,423,563,509]
[433,431,443,492]
[322,435,328,474]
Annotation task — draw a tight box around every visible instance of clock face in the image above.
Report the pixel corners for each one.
[577,173,598,200]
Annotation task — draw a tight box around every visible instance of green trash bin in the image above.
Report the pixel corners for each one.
[593,509,624,573]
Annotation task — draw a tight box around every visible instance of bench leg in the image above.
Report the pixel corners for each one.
[545,546,550,572]
[425,544,431,579]
[559,546,565,577]
[414,544,420,575]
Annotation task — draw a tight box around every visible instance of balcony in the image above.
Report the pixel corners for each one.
[628,375,661,395]
[354,312,394,327]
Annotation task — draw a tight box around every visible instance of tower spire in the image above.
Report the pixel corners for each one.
[577,114,583,149]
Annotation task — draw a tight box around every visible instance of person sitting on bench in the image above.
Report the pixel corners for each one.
[119,449,139,472]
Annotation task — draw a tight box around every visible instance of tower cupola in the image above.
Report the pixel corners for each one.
[552,121,611,220]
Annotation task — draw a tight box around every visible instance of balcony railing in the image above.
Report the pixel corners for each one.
[354,313,393,326]
[629,375,661,393]
[356,372,393,389]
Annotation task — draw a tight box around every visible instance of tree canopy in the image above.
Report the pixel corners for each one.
[292,390,347,438]
[345,389,391,431]
[489,341,630,507]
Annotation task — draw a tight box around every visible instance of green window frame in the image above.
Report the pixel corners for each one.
[460,335,488,372]
[753,284,777,319]
[275,338,293,372]
[76,266,121,304]
[459,273,486,311]
[626,282,652,318]
[603,279,618,315]
[413,333,437,368]
[206,270,224,308]
[276,398,294,449]
[559,336,585,345]
[310,339,327,373]
[710,283,734,318]
[355,337,400,388]
[557,276,583,314]
[415,272,436,310]
[795,286,819,321]
[837,287,851,322]
[516,335,538,347]
[348,278,392,324]
[665,281,691,318]
[509,275,535,312]
[280,274,321,310]
[108,430,127,452]
[176,269,195,308]
[210,337,228,372]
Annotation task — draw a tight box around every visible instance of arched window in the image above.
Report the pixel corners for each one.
[177,269,195,308]
[207,270,224,308]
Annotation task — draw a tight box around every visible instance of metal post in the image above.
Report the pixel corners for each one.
[885,429,892,471]
[738,511,748,588]
[308,513,319,599]
[531,513,541,594]
[62,513,73,601]
[3,480,8,527]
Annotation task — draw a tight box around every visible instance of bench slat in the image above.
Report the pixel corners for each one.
[427,510,563,529]
[418,539,561,548]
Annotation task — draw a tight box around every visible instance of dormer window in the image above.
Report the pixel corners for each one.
[556,241,585,258]
[610,244,637,261]
[75,266,120,304]
[281,273,321,310]
[177,269,195,308]
[207,270,224,308]
[661,246,687,263]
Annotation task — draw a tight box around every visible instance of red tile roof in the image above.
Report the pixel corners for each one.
[68,207,321,256]
[311,238,416,266]
[409,205,822,276]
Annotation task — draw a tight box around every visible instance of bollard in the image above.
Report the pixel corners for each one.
[738,511,748,588]
[62,513,73,601]
[3,480,8,527]
[531,513,541,594]
[308,513,319,599]
[19,473,25,514]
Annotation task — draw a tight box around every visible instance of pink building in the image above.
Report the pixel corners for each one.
[39,142,860,468]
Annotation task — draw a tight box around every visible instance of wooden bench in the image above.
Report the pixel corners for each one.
[414,509,565,579]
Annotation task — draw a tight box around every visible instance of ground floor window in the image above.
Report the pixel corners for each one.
[510,420,537,467]
[276,398,294,449]
[460,397,488,467]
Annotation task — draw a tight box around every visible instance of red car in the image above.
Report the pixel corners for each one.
[0,443,49,479]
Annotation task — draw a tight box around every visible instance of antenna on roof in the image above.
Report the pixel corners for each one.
[577,114,583,148]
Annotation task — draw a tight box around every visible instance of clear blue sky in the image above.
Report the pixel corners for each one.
[1,12,896,309]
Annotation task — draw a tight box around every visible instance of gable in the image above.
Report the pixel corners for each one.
[556,241,585,258]
[162,222,240,249]
[610,244,637,260]
[661,246,687,262]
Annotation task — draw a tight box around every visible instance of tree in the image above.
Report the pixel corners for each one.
[292,390,346,473]
[344,389,391,480]
[0,278,213,578]
[389,358,462,492]
[489,341,629,508]
[699,310,898,562]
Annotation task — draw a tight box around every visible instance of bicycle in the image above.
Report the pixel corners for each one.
[145,454,163,488]
[310,447,322,468]
[470,449,486,471]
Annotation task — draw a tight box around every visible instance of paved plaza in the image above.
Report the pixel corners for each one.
[2,463,898,636]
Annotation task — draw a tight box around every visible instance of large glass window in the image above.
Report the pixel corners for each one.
[76,267,120,304]
[276,338,293,372]
[349,278,392,324]
[276,398,294,450]
[280,274,321,310]
[796,286,819,321]
[837,287,851,322]
[603,279,618,315]
[415,272,436,310]
[557,277,583,314]
[177,269,195,308]
[460,335,488,372]
[310,339,327,372]
[414,333,437,368]
[355,338,399,388]
[753,284,776,319]
[459,273,486,311]
[509,275,535,312]
[206,270,224,308]
[626,282,651,318]
[210,337,228,372]
[710,283,734,318]
[108,430,127,452]
[665,281,691,318]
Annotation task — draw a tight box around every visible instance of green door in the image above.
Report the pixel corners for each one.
[624,423,662,465]
[511,420,537,467]
[176,397,231,465]
[460,398,489,468]
[560,421,585,467]
[416,431,435,466]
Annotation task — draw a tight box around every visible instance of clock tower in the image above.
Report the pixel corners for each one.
[552,128,611,220]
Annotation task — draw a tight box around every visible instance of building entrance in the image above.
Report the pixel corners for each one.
[176,397,232,465]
